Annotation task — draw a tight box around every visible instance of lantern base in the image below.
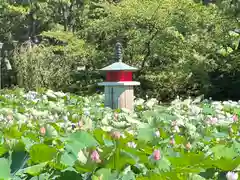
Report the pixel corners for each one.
[98,81,140,110]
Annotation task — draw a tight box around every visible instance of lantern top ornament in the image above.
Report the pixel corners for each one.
[99,42,138,71]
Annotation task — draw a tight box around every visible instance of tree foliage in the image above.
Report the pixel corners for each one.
[0,0,239,101]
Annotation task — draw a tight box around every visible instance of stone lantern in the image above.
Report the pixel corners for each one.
[98,42,140,110]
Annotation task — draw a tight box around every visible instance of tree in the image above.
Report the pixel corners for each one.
[0,0,238,101]
[78,0,237,100]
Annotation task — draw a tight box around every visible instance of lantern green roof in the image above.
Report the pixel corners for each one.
[100,61,138,71]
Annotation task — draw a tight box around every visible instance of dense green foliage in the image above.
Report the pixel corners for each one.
[0,0,239,100]
[0,89,240,179]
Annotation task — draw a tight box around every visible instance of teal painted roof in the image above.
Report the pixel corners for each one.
[100,61,138,71]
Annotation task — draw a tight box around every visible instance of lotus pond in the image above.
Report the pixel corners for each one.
[0,89,239,180]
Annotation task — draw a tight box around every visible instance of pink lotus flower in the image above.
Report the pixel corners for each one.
[186,142,191,150]
[113,112,118,120]
[207,117,218,125]
[90,150,101,163]
[111,131,121,139]
[226,172,238,180]
[233,114,238,122]
[152,149,161,160]
[40,127,46,136]
[170,138,175,145]
[6,114,13,121]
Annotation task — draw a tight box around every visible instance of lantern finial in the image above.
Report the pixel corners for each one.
[115,42,122,62]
